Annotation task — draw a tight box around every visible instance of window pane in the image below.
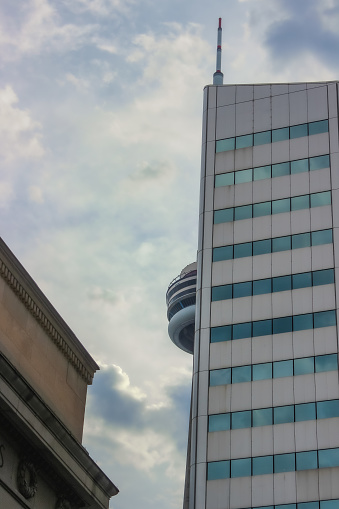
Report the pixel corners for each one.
[207,460,230,480]
[272,161,290,177]
[273,359,293,378]
[236,134,253,149]
[272,127,289,142]
[211,326,232,343]
[318,447,339,468]
[296,450,318,470]
[273,236,291,252]
[295,402,316,422]
[311,191,331,208]
[310,154,330,171]
[274,405,294,424]
[298,503,319,509]
[272,198,290,214]
[291,158,309,174]
[321,500,339,509]
[309,119,329,136]
[317,400,339,419]
[293,313,313,331]
[253,239,272,256]
[210,368,231,386]
[214,208,234,224]
[314,310,336,328]
[254,165,271,181]
[209,413,230,432]
[216,138,235,152]
[294,357,314,376]
[293,272,312,289]
[290,124,308,139]
[253,455,273,475]
[232,365,252,383]
[274,453,295,473]
[213,245,233,262]
[232,410,251,429]
[311,229,332,246]
[313,269,334,286]
[291,195,309,211]
[212,285,232,301]
[253,319,272,337]
[231,457,251,478]
[233,322,252,340]
[253,362,272,381]
[273,275,292,292]
[235,168,253,184]
[253,408,273,427]
[234,242,252,258]
[233,281,252,298]
[215,172,235,187]
[273,316,293,335]
[253,201,271,218]
[234,204,252,220]
[292,232,311,249]
[253,278,272,295]
[315,354,338,373]
[254,131,271,146]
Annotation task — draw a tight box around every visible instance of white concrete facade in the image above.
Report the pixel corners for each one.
[191,82,339,509]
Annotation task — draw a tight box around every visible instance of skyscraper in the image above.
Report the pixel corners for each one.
[167,25,339,509]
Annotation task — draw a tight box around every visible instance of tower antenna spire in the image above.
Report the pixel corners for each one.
[213,18,224,85]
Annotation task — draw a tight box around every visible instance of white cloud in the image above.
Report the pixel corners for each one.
[28,185,44,203]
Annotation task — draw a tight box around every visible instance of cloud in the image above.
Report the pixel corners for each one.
[62,0,134,17]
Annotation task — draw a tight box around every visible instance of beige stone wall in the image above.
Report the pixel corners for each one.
[0,277,87,441]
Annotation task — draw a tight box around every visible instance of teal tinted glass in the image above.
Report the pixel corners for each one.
[232,410,251,429]
[317,400,339,419]
[295,402,316,422]
[213,245,233,262]
[294,357,314,376]
[273,316,293,334]
[253,239,271,256]
[313,269,334,286]
[273,275,292,292]
[311,229,332,246]
[231,458,251,478]
[318,447,339,468]
[253,408,273,427]
[234,242,252,258]
[314,310,336,328]
[272,161,290,177]
[309,119,329,136]
[274,453,295,473]
[234,204,252,220]
[253,362,272,381]
[207,460,230,480]
[253,201,271,217]
[232,365,251,383]
[272,236,291,252]
[253,278,272,295]
[272,198,290,214]
[252,455,273,475]
[291,158,309,174]
[279,506,297,509]
[210,368,231,386]
[296,450,318,470]
[252,319,272,337]
[216,138,235,152]
[273,359,293,378]
[236,134,253,149]
[293,272,312,289]
[209,413,230,432]
[315,354,337,373]
[272,127,289,142]
[254,131,271,146]
[233,281,252,298]
[214,208,234,224]
[274,405,294,424]
[290,124,308,139]
[321,501,339,509]
[292,232,311,249]
[254,165,271,181]
[235,168,253,184]
[311,191,331,208]
[212,285,232,301]
[215,172,235,187]
[291,194,309,211]
[298,503,319,509]
[293,313,313,331]
[310,154,330,171]
[211,326,232,343]
[233,322,252,340]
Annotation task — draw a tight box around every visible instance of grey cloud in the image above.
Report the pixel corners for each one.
[129,161,172,181]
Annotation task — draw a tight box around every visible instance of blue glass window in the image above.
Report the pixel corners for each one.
[209,414,230,432]
[212,285,232,301]
[231,457,251,477]
[317,400,339,419]
[210,368,231,386]
[274,405,294,424]
[272,198,290,214]
[234,242,252,259]
[315,354,337,373]
[318,447,339,468]
[294,357,314,376]
[295,402,316,422]
[311,191,331,208]
[290,124,308,139]
[253,278,272,295]
[314,310,336,328]
[235,168,253,184]
[253,201,271,217]
[291,195,309,211]
[274,453,295,473]
[233,322,252,340]
[273,275,292,293]
[310,154,330,171]
[233,281,252,298]
[321,501,339,509]
[296,450,318,470]
[292,232,311,249]
[236,134,253,149]
[312,229,332,246]
[211,326,232,343]
[254,165,271,181]
[253,408,273,427]
[253,362,272,381]
[214,208,234,224]
[253,319,272,337]
[272,236,291,252]
[234,204,252,220]
[213,245,233,262]
[252,455,273,475]
[293,272,312,289]
[207,460,230,480]
[232,410,251,429]
[253,239,272,256]
[313,269,334,286]
[215,172,234,187]
[216,138,235,152]
[273,316,293,335]
[272,161,290,177]
[254,131,271,146]
[309,119,329,136]
[291,158,309,174]
[232,365,251,383]
[298,503,319,509]
[272,127,289,142]
[293,313,313,332]
[273,359,293,378]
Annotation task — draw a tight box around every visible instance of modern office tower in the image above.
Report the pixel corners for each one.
[167,78,339,509]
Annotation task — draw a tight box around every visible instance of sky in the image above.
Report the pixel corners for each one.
[1,0,339,508]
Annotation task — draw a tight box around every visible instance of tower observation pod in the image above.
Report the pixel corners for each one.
[166,262,197,354]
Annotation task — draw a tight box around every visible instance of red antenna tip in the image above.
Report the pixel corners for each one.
[219,18,222,28]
